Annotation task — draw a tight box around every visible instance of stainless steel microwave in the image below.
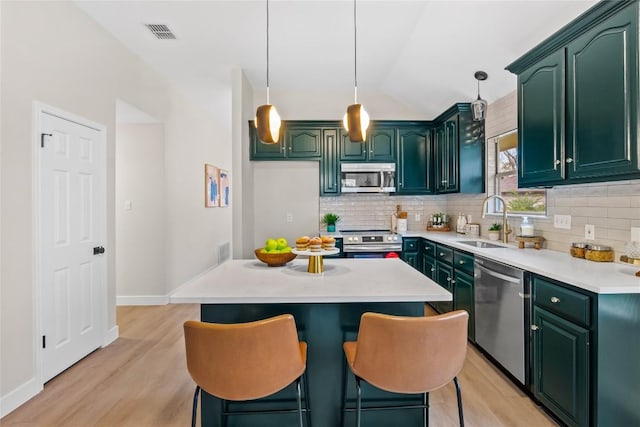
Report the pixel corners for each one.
[340,163,396,193]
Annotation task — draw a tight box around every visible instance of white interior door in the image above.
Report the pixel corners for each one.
[39,110,106,382]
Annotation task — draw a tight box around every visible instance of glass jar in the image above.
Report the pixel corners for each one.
[570,242,588,258]
[584,244,614,262]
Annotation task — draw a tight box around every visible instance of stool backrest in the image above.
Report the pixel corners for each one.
[351,310,468,394]
[184,314,305,401]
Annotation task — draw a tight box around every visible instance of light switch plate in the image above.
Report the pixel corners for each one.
[286,213,293,223]
[585,224,595,240]
[554,214,571,229]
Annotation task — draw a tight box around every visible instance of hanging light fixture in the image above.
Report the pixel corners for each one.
[343,0,369,143]
[255,0,281,144]
[471,71,488,121]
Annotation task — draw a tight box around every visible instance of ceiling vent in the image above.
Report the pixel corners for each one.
[145,24,176,40]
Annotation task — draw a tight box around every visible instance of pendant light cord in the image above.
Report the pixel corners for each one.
[266,0,270,104]
[353,0,358,104]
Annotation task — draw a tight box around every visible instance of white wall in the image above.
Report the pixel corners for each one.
[253,162,320,248]
[0,1,231,413]
[115,123,166,300]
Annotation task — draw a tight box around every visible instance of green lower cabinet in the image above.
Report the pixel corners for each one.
[433,261,453,313]
[402,238,420,270]
[453,270,474,342]
[422,254,436,280]
[532,306,589,427]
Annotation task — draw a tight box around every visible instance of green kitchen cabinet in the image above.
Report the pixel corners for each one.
[516,50,566,187]
[433,261,453,314]
[507,1,640,186]
[433,104,485,194]
[453,270,474,342]
[320,129,340,196]
[401,237,420,270]
[250,121,286,159]
[285,126,322,159]
[396,125,434,194]
[532,306,589,427]
[566,5,638,181]
[422,254,436,281]
[340,125,396,162]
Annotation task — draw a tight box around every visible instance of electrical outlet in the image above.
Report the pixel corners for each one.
[286,213,293,223]
[553,214,572,229]
[415,213,421,221]
[585,224,595,240]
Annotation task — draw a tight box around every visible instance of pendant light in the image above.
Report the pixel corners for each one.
[343,0,369,143]
[471,71,488,121]
[255,0,281,144]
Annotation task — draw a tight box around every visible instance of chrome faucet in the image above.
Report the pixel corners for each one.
[481,195,511,244]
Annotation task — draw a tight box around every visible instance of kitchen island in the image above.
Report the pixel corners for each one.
[171,258,451,427]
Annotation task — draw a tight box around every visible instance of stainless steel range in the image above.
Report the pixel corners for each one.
[341,229,403,258]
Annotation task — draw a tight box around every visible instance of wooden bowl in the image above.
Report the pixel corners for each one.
[254,248,297,267]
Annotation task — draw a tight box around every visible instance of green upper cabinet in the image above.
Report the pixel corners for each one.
[250,121,322,160]
[433,104,484,194]
[397,125,433,195]
[340,125,396,162]
[517,50,565,187]
[320,129,340,196]
[285,126,322,158]
[507,1,640,186]
[566,5,638,180]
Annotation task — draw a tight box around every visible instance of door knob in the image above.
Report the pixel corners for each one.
[531,325,539,331]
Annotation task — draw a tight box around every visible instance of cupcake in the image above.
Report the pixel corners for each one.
[309,237,323,252]
[296,236,310,250]
[322,236,336,250]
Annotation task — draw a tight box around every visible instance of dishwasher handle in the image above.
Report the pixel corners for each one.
[475,262,522,284]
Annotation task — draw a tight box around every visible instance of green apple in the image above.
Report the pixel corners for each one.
[265,238,278,251]
[276,237,288,250]
[281,246,292,253]
[260,248,268,253]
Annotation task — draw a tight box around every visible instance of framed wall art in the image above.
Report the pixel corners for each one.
[219,169,230,207]
[204,164,219,207]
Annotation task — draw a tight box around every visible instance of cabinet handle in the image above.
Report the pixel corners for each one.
[441,180,448,184]
[439,252,445,256]
[431,267,435,272]
[288,146,291,151]
[370,150,373,154]
[459,260,465,265]
[446,277,451,282]
[566,157,573,164]
[555,159,561,165]
[531,325,539,331]
[550,296,560,303]
[424,247,430,251]
[451,279,456,284]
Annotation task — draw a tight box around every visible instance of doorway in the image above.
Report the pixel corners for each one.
[35,104,107,383]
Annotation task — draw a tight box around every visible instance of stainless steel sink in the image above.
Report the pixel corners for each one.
[456,240,507,249]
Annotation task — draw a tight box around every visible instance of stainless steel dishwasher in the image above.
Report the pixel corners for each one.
[474,256,529,385]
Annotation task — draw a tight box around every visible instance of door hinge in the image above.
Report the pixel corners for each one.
[41,133,52,148]
[42,335,46,349]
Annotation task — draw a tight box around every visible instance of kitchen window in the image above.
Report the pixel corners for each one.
[488,130,547,217]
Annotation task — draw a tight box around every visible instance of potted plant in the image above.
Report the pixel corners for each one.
[321,213,341,232]
[488,223,501,241]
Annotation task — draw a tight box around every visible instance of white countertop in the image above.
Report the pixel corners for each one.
[401,231,640,294]
[170,258,452,304]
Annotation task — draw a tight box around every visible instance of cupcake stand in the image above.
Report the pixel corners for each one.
[292,248,340,273]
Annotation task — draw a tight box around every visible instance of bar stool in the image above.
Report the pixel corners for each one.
[341,310,468,427]
[184,314,311,427]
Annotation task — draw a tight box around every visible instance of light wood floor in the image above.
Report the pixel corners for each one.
[2,304,558,427]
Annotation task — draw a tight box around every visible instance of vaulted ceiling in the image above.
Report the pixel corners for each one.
[76,0,598,119]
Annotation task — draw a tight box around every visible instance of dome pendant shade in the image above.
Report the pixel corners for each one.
[255,104,281,144]
[344,103,370,142]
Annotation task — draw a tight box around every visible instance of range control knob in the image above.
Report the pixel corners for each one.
[347,237,353,242]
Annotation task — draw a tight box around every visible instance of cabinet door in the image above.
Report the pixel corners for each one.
[368,127,396,162]
[453,270,474,342]
[435,119,459,193]
[397,126,433,194]
[434,261,453,313]
[532,306,589,427]
[250,122,286,159]
[339,129,367,161]
[422,254,436,280]
[320,129,340,195]
[286,127,322,158]
[402,251,420,270]
[567,5,639,180]
[518,50,565,186]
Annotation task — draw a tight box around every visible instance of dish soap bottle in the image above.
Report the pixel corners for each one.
[520,216,534,236]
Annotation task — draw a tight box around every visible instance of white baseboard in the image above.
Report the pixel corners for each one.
[0,377,42,419]
[116,295,169,306]
[102,325,119,347]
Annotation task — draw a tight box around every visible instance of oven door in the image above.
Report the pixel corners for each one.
[344,244,402,259]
